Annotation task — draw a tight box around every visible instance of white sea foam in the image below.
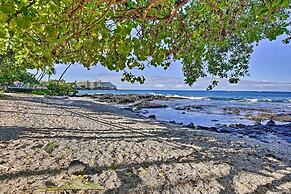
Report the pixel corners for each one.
[237,98,259,102]
[166,94,210,100]
[246,98,259,102]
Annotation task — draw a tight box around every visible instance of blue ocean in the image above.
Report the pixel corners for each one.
[78,90,291,127]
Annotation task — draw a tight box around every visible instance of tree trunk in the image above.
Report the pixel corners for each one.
[58,64,72,83]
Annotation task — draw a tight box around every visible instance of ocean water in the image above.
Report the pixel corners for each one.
[78,90,291,127]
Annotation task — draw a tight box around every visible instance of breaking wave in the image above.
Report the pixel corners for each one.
[165,95,290,103]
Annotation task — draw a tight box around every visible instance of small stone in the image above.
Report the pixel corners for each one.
[44,181,57,187]
[148,114,156,119]
[266,120,276,126]
[68,160,88,175]
[181,112,186,114]
[184,122,195,128]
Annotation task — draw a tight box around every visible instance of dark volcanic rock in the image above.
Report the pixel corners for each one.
[238,130,255,135]
[229,124,246,128]
[82,94,168,104]
[217,127,232,133]
[223,107,240,115]
[248,134,257,139]
[184,122,195,129]
[175,105,204,112]
[197,126,210,130]
[148,114,156,119]
[266,120,276,126]
[68,160,88,175]
[210,127,218,132]
[131,102,167,109]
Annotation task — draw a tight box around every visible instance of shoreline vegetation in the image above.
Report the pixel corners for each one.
[0,93,290,193]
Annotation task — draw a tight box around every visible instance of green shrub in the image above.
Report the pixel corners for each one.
[32,81,77,96]
[31,89,50,96]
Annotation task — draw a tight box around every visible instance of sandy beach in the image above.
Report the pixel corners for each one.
[0,93,290,193]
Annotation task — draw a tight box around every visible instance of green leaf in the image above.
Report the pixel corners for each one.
[15,15,30,28]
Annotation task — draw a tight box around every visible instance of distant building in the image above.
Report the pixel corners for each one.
[76,80,117,90]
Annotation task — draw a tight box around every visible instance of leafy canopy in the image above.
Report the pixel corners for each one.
[0,50,37,85]
[0,0,290,88]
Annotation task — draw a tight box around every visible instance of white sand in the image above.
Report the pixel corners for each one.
[0,94,290,193]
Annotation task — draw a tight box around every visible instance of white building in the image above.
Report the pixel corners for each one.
[76,80,117,90]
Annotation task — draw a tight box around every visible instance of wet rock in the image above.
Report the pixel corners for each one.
[132,102,167,109]
[223,107,240,115]
[252,125,266,131]
[266,120,276,126]
[254,130,266,135]
[229,124,246,128]
[211,119,219,122]
[148,114,156,119]
[238,130,254,135]
[68,160,88,175]
[248,134,257,139]
[197,126,210,130]
[175,106,184,110]
[217,128,232,133]
[181,112,186,114]
[184,122,195,128]
[169,121,176,124]
[81,94,170,104]
[210,127,218,132]
[175,105,203,112]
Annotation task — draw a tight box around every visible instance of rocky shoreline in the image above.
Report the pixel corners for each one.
[81,94,291,145]
[78,93,171,104]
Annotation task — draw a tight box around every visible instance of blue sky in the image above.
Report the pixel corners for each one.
[50,36,291,91]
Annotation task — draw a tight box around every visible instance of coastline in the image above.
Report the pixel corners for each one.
[0,93,290,193]
[78,93,291,144]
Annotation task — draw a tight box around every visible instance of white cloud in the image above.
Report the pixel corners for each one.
[154,84,165,88]
[50,64,291,91]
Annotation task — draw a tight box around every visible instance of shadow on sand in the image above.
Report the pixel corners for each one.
[0,95,290,193]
